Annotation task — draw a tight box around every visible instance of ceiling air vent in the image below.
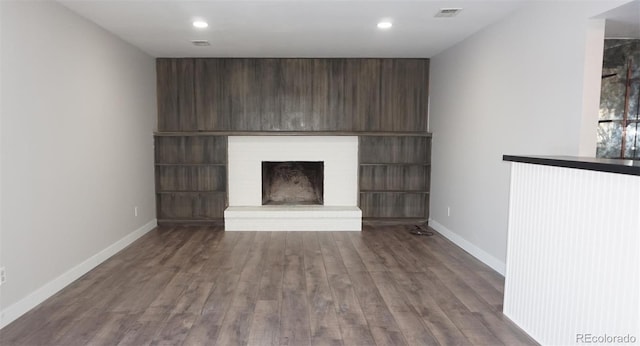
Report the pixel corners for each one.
[435,8,462,18]
[191,40,210,47]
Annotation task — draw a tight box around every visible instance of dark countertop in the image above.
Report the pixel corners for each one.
[503,155,640,176]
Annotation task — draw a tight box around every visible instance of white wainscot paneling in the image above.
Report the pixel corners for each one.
[504,162,640,345]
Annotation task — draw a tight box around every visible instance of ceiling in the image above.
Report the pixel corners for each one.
[59,0,527,58]
[600,0,640,38]
[59,0,639,58]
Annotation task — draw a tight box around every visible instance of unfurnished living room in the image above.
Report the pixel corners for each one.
[1,1,639,345]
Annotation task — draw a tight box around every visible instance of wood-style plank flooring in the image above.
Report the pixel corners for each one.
[0,225,537,345]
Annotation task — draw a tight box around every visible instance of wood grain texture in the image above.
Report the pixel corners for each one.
[155,58,431,221]
[157,192,226,220]
[344,59,381,131]
[215,232,270,345]
[301,232,343,345]
[154,131,431,137]
[312,59,347,131]
[358,135,431,219]
[157,58,429,133]
[359,192,429,218]
[331,232,407,345]
[316,232,379,346]
[157,58,196,131]
[154,136,227,164]
[359,136,431,164]
[156,165,226,192]
[380,59,429,132]
[194,59,232,131]
[0,226,538,346]
[154,135,228,222]
[280,59,315,131]
[359,165,430,191]
[279,232,312,345]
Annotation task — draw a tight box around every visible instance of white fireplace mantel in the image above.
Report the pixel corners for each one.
[224,136,362,231]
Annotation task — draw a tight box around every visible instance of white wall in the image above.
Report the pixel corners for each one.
[0,1,157,326]
[428,1,628,274]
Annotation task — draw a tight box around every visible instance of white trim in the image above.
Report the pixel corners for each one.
[0,219,157,329]
[225,206,362,231]
[429,218,506,276]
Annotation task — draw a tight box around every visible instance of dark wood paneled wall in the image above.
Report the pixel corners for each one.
[157,58,429,132]
[155,58,431,223]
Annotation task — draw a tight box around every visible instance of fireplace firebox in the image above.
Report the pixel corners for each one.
[262,161,324,205]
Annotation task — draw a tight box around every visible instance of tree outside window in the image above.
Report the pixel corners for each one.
[598,39,640,160]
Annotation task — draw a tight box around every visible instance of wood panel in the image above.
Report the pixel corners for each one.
[359,136,431,164]
[280,59,315,131]
[154,135,228,222]
[381,59,429,132]
[156,166,226,192]
[227,59,254,131]
[359,165,430,191]
[154,136,227,164]
[359,192,429,218]
[157,58,428,132]
[157,192,226,220]
[156,59,196,131]
[345,59,382,131]
[255,59,282,131]
[194,59,231,130]
[358,135,431,219]
[155,58,432,221]
[312,59,347,131]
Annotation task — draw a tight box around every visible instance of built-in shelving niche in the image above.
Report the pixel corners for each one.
[358,136,431,222]
[154,135,227,223]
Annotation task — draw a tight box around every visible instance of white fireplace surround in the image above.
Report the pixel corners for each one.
[225,136,362,231]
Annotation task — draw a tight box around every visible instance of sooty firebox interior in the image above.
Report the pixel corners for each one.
[262,161,324,205]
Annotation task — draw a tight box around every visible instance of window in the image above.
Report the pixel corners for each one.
[597,39,640,159]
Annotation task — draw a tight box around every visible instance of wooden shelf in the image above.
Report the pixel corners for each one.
[360,163,430,166]
[154,131,432,137]
[358,134,431,220]
[158,218,224,224]
[363,217,429,225]
[155,163,227,166]
[156,190,226,194]
[360,190,429,194]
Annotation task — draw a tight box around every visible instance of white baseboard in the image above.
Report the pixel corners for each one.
[428,219,506,276]
[0,219,157,329]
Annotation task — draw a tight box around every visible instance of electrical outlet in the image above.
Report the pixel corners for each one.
[447,207,451,217]
[134,206,139,217]
[0,267,6,286]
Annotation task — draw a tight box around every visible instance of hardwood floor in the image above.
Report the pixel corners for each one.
[0,225,537,345]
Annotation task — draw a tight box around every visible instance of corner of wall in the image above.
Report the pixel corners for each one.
[0,219,157,329]
[579,18,606,157]
[429,218,506,275]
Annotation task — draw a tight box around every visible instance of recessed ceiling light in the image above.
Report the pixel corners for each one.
[193,20,208,29]
[377,21,392,29]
